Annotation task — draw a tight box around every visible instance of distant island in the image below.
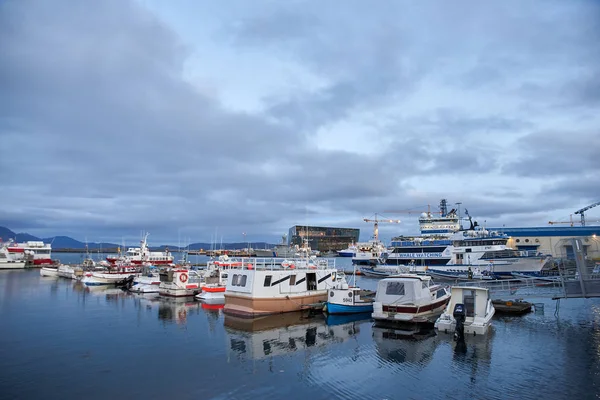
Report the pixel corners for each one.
[0,226,275,252]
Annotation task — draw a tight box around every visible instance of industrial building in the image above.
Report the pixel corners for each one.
[494,226,600,260]
[288,225,360,252]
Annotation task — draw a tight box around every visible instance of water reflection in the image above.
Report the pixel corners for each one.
[157,298,201,325]
[225,311,364,361]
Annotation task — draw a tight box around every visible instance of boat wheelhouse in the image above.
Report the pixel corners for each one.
[223,258,340,318]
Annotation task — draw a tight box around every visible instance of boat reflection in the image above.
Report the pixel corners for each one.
[158,298,201,325]
[225,311,362,361]
[372,325,439,367]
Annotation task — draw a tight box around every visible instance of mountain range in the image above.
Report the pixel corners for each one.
[0,226,276,251]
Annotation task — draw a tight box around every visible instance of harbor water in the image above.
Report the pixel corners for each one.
[1,258,600,399]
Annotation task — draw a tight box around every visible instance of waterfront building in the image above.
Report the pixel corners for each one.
[288,225,360,252]
[494,226,600,260]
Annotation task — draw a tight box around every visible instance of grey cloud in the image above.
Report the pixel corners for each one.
[2,0,599,242]
[501,130,600,177]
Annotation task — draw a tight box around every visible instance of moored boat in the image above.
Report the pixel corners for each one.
[40,266,59,277]
[0,244,27,269]
[4,239,53,265]
[81,266,140,286]
[223,258,340,318]
[106,232,173,265]
[326,270,374,314]
[372,275,450,324]
[158,269,202,297]
[434,286,495,336]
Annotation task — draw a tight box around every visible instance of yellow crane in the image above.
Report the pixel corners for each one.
[363,213,401,241]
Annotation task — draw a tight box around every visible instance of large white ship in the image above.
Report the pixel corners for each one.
[4,239,53,265]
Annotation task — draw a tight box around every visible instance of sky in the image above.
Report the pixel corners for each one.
[1,0,599,245]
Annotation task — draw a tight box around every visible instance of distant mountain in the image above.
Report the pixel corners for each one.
[0,226,276,251]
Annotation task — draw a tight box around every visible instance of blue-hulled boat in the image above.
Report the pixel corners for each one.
[326,270,374,314]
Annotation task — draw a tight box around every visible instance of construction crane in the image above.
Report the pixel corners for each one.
[363,213,401,241]
[575,201,600,226]
[548,214,580,226]
[384,199,453,218]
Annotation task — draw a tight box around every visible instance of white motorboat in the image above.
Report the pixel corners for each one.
[435,286,495,336]
[81,266,140,286]
[372,275,450,324]
[129,271,162,293]
[57,264,84,280]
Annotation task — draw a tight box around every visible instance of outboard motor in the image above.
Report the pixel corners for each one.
[453,303,466,342]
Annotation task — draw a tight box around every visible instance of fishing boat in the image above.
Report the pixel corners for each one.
[326,268,374,314]
[129,271,162,293]
[158,268,202,297]
[372,275,450,324]
[57,264,84,280]
[435,286,495,336]
[106,232,174,265]
[223,258,340,318]
[195,260,231,301]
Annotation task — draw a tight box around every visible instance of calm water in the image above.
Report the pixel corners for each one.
[2,259,600,400]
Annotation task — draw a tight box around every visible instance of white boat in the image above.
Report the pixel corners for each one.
[40,266,59,277]
[106,232,174,265]
[372,275,450,323]
[223,257,340,318]
[158,268,202,297]
[426,266,498,281]
[57,264,84,280]
[81,266,140,286]
[351,240,389,266]
[435,286,495,336]
[337,243,357,257]
[0,244,27,269]
[129,271,162,293]
[3,239,53,265]
[360,264,413,278]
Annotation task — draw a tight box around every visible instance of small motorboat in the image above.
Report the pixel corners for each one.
[491,299,532,314]
[435,286,495,336]
[326,271,374,314]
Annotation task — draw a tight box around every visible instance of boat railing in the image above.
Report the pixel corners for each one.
[215,257,336,270]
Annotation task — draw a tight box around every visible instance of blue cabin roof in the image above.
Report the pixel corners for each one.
[490,226,600,237]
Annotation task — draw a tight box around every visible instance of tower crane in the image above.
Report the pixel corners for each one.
[363,213,401,241]
[575,201,600,227]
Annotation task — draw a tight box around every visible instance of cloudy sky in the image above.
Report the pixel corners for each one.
[1,0,599,244]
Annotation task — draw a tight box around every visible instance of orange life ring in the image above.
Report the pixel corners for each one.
[180,273,188,283]
[289,264,296,269]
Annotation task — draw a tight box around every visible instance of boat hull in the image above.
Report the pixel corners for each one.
[0,261,27,269]
[326,302,373,314]
[372,297,449,324]
[224,292,327,318]
[40,267,59,277]
[82,273,138,286]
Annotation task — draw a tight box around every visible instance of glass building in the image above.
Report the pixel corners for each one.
[288,225,360,251]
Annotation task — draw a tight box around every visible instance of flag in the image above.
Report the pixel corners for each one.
[464,208,469,215]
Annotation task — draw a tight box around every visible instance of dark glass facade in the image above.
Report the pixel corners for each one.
[288,225,360,251]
